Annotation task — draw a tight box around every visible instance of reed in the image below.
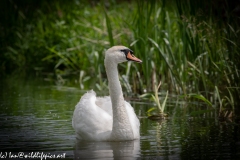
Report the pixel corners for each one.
[1,0,239,115]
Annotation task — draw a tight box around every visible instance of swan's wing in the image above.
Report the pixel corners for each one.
[72,90,112,141]
[95,96,112,116]
[125,101,140,139]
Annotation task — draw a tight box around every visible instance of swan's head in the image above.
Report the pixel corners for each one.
[105,46,142,64]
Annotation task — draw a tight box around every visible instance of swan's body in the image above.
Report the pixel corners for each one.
[72,46,142,141]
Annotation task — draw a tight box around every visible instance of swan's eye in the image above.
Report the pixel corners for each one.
[120,49,134,56]
[119,48,142,63]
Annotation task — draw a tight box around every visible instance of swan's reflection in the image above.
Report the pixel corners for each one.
[74,139,140,159]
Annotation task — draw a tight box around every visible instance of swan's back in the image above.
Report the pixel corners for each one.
[72,90,113,141]
[72,90,140,141]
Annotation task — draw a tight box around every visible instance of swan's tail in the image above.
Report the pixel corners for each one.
[79,90,96,101]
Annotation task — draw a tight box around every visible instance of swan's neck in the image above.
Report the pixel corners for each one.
[105,59,133,140]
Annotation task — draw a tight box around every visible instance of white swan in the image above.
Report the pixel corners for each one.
[72,46,142,141]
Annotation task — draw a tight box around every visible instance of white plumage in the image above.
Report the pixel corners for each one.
[72,46,142,141]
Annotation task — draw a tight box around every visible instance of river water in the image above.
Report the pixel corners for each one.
[0,75,239,159]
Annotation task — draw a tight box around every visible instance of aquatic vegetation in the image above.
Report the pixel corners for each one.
[214,86,234,119]
[1,0,239,118]
[144,81,168,119]
[152,81,169,115]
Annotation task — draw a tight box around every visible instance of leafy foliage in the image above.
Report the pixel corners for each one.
[1,0,239,115]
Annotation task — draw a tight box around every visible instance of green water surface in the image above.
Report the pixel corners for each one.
[0,75,239,159]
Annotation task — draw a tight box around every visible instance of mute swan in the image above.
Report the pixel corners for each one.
[72,46,142,141]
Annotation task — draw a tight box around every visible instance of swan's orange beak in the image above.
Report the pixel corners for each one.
[127,52,142,63]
